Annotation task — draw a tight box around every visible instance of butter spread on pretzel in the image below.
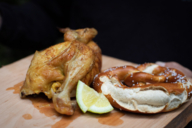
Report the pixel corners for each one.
[93,63,192,113]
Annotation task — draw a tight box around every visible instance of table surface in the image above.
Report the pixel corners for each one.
[0,55,192,128]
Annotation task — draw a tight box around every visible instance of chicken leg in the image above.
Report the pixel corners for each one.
[52,40,95,115]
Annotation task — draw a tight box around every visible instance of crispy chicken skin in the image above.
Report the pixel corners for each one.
[20,28,102,115]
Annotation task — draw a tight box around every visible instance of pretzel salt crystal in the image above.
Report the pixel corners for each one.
[93,63,192,113]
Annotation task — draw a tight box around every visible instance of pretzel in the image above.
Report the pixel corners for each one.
[93,63,192,114]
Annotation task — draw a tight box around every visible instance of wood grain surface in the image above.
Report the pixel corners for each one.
[0,55,191,128]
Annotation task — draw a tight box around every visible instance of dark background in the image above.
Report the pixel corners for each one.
[0,0,192,71]
[0,0,31,67]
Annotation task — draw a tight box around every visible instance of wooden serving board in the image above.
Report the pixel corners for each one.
[0,55,192,128]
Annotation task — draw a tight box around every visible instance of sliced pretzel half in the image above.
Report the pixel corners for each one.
[93,63,192,113]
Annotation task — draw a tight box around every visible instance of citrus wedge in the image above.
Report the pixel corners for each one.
[76,80,113,114]
[88,93,114,114]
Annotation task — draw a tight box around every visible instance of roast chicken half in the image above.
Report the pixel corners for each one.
[20,28,102,115]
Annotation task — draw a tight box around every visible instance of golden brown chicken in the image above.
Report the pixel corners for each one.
[20,28,102,115]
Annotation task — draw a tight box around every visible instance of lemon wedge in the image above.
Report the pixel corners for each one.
[76,80,113,114]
